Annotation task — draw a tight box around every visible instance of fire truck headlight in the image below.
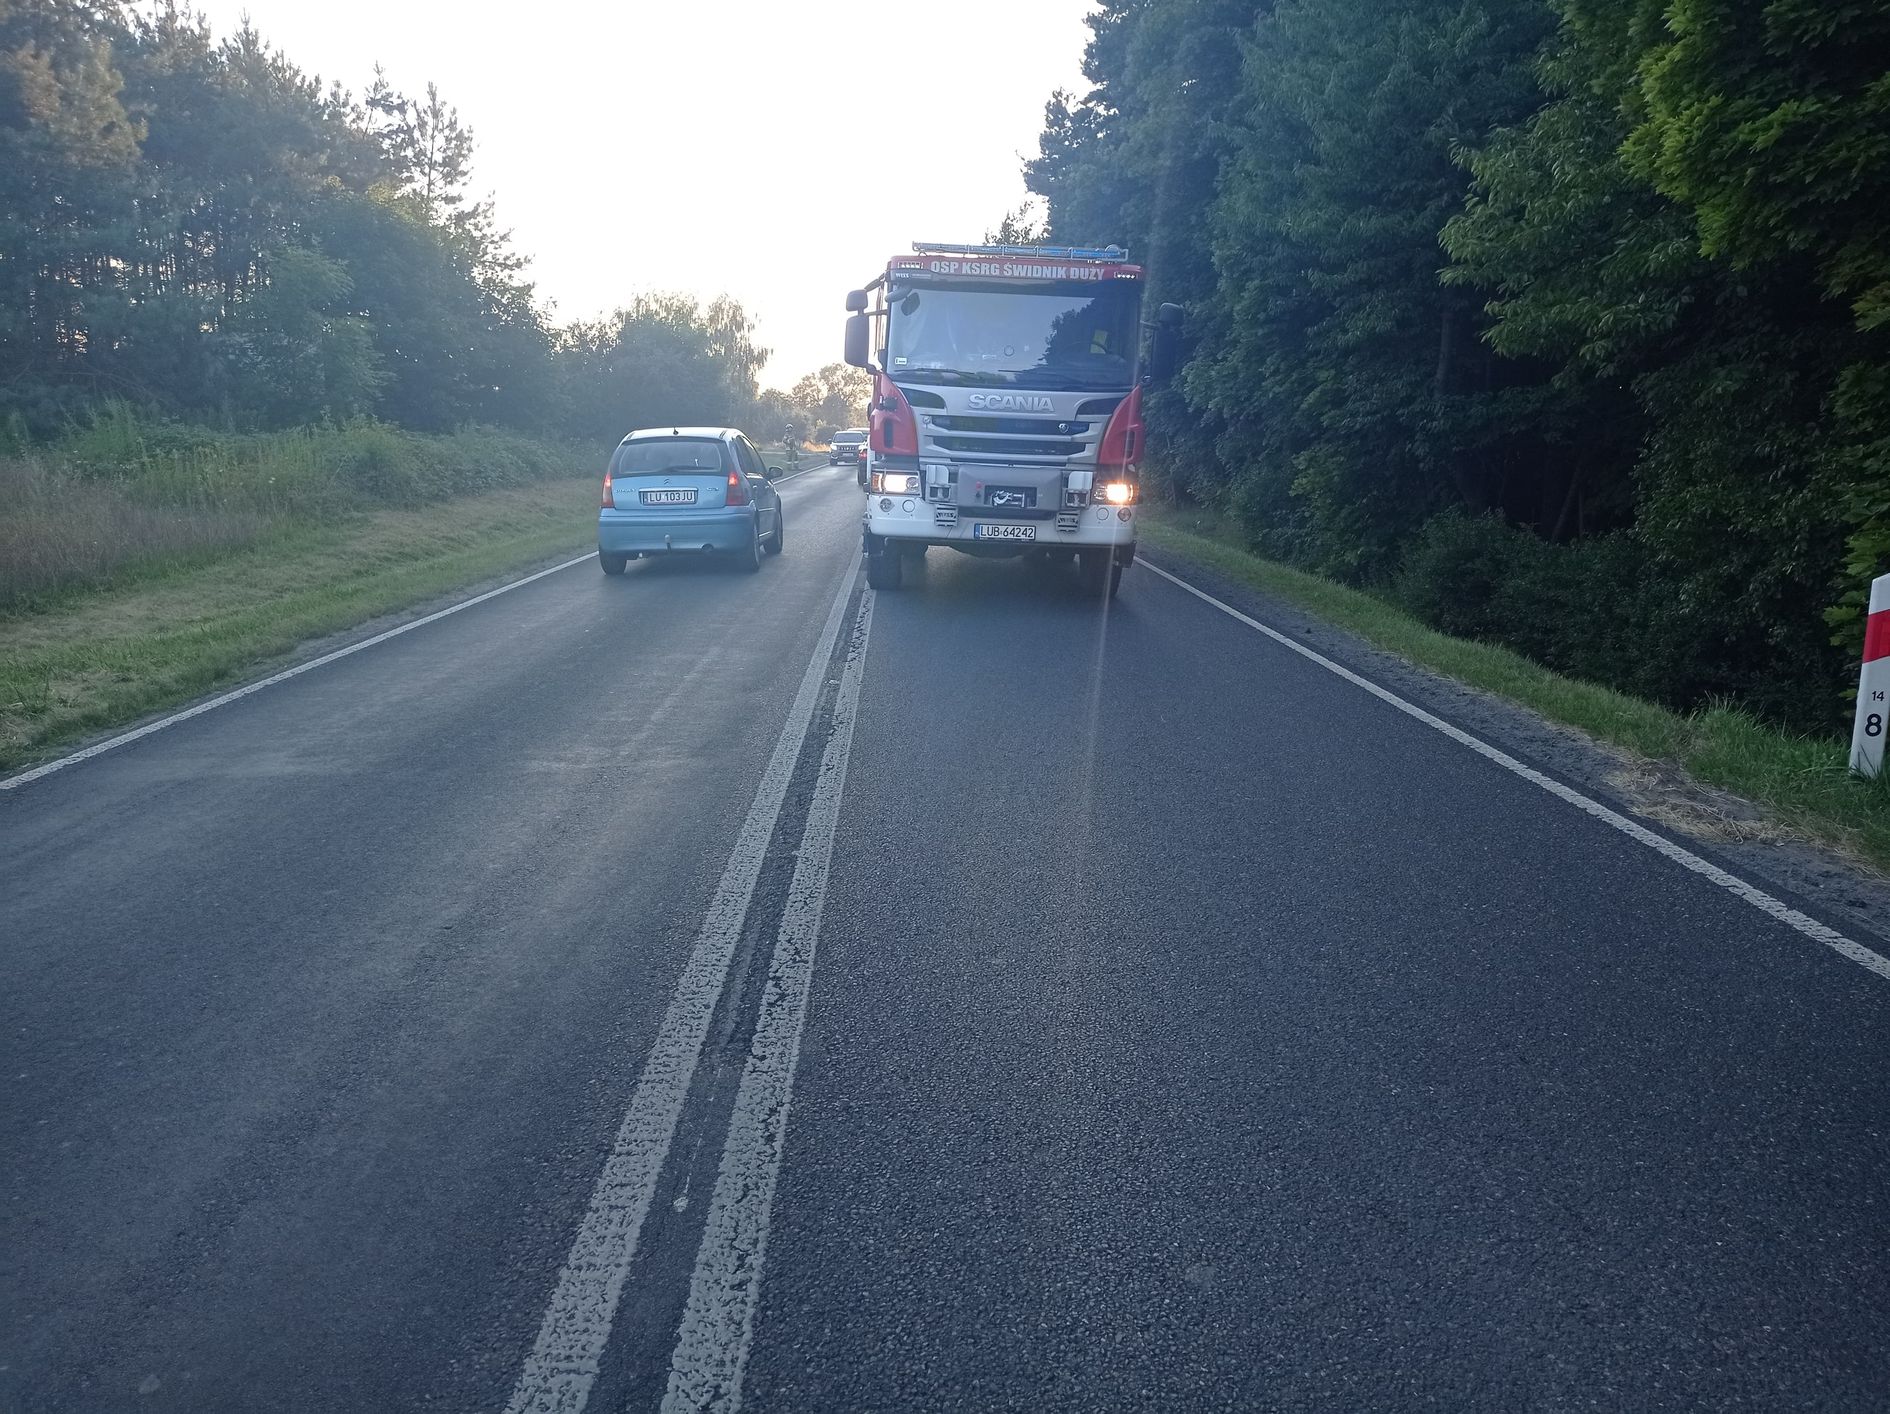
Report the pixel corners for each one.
[1099,481,1137,506]
[872,472,920,495]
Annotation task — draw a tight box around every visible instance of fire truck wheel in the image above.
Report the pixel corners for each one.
[1078,550,1121,598]
[866,548,904,590]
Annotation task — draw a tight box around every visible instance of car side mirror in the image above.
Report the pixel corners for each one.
[844,313,870,369]
[765,465,783,480]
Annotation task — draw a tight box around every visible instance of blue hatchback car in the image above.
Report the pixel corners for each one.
[598,427,786,575]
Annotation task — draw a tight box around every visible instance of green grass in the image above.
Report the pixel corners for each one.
[1140,507,1890,874]
[0,478,599,771]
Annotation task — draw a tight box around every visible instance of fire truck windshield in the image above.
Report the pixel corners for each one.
[886,280,1141,390]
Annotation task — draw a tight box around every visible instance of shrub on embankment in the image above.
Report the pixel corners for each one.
[1388,511,1847,733]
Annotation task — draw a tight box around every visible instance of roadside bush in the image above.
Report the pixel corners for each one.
[1393,511,1533,643]
[1393,511,1735,719]
[332,422,436,506]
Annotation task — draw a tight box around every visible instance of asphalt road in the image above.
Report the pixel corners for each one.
[4,462,1889,1412]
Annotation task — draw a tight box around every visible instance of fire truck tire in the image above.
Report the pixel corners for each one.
[1078,550,1121,598]
[866,548,904,590]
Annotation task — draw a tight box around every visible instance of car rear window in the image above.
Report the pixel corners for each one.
[613,438,729,475]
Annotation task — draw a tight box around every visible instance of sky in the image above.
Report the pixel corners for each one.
[185,0,1099,388]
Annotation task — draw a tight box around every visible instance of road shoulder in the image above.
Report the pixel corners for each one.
[1136,524,1890,947]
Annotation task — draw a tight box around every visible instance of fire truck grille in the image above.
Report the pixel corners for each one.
[928,415,1093,437]
[932,435,1084,459]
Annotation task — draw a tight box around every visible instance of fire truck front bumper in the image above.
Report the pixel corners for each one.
[863,498,1136,557]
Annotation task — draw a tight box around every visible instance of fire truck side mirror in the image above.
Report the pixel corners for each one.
[845,289,869,313]
[843,313,871,369]
[1147,303,1185,383]
[1148,330,1179,383]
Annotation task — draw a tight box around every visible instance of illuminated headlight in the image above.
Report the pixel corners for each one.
[872,472,921,495]
[1098,481,1137,506]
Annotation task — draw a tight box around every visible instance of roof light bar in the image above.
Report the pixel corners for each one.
[911,242,1131,262]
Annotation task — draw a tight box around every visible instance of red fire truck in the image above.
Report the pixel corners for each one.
[843,243,1179,598]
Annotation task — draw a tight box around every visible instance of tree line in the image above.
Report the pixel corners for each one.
[0,2,848,448]
[1025,0,1890,733]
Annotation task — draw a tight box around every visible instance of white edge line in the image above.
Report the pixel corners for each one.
[503,560,861,1414]
[1136,557,1890,986]
[660,589,874,1414]
[1,552,596,791]
[2,457,848,793]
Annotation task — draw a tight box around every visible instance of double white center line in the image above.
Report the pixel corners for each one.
[505,565,873,1414]
[661,590,874,1412]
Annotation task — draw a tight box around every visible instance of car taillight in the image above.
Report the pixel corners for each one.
[1097,385,1144,475]
[871,373,919,456]
[601,468,614,508]
[725,469,748,506]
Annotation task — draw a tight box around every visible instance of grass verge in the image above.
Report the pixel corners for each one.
[1,478,597,772]
[1140,507,1890,875]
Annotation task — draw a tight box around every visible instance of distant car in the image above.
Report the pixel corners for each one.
[851,440,870,486]
[828,428,866,465]
[598,427,785,575]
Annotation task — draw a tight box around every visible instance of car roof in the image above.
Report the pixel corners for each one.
[621,427,741,443]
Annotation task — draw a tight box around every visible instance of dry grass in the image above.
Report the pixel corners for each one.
[0,410,593,611]
[0,456,276,607]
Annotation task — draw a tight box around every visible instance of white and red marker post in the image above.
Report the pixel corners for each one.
[1851,573,1890,778]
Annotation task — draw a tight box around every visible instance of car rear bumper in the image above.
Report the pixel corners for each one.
[599,507,753,554]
